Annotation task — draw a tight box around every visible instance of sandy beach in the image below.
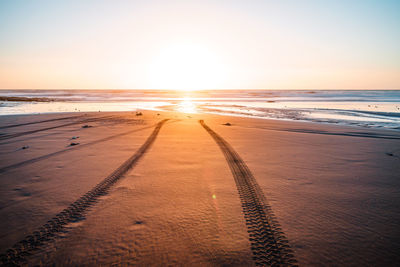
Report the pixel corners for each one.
[0,111,399,266]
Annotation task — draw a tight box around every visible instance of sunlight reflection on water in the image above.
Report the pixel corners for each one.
[177,97,197,113]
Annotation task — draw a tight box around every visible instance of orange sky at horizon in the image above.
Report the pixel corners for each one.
[1,0,399,90]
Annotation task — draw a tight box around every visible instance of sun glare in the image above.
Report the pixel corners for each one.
[146,42,228,90]
[177,96,197,113]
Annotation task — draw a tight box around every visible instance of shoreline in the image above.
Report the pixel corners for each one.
[1,89,400,131]
[1,107,400,134]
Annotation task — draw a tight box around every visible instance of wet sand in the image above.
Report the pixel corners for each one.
[0,111,399,266]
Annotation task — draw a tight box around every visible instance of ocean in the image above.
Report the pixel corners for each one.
[1,90,400,130]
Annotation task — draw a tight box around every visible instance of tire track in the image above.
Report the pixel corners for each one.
[0,115,115,141]
[199,120,297,266]
[0,119,168,266]
[0,124,155,173]
[0,115,85,130]
[0,126,92,146]
[0,116,144,146]
[243,125,400,140]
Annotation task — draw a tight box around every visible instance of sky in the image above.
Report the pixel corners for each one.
[0,0,399,90]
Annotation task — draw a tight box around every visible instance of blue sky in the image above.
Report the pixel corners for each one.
[0,0,399,89]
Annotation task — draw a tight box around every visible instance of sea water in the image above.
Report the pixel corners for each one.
[1,90,399,130]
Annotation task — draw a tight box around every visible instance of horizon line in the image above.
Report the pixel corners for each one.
[1,88,400,91]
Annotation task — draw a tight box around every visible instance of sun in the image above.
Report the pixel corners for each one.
[146,42,228,90]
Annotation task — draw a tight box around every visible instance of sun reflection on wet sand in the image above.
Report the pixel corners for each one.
[177,96,197,113]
